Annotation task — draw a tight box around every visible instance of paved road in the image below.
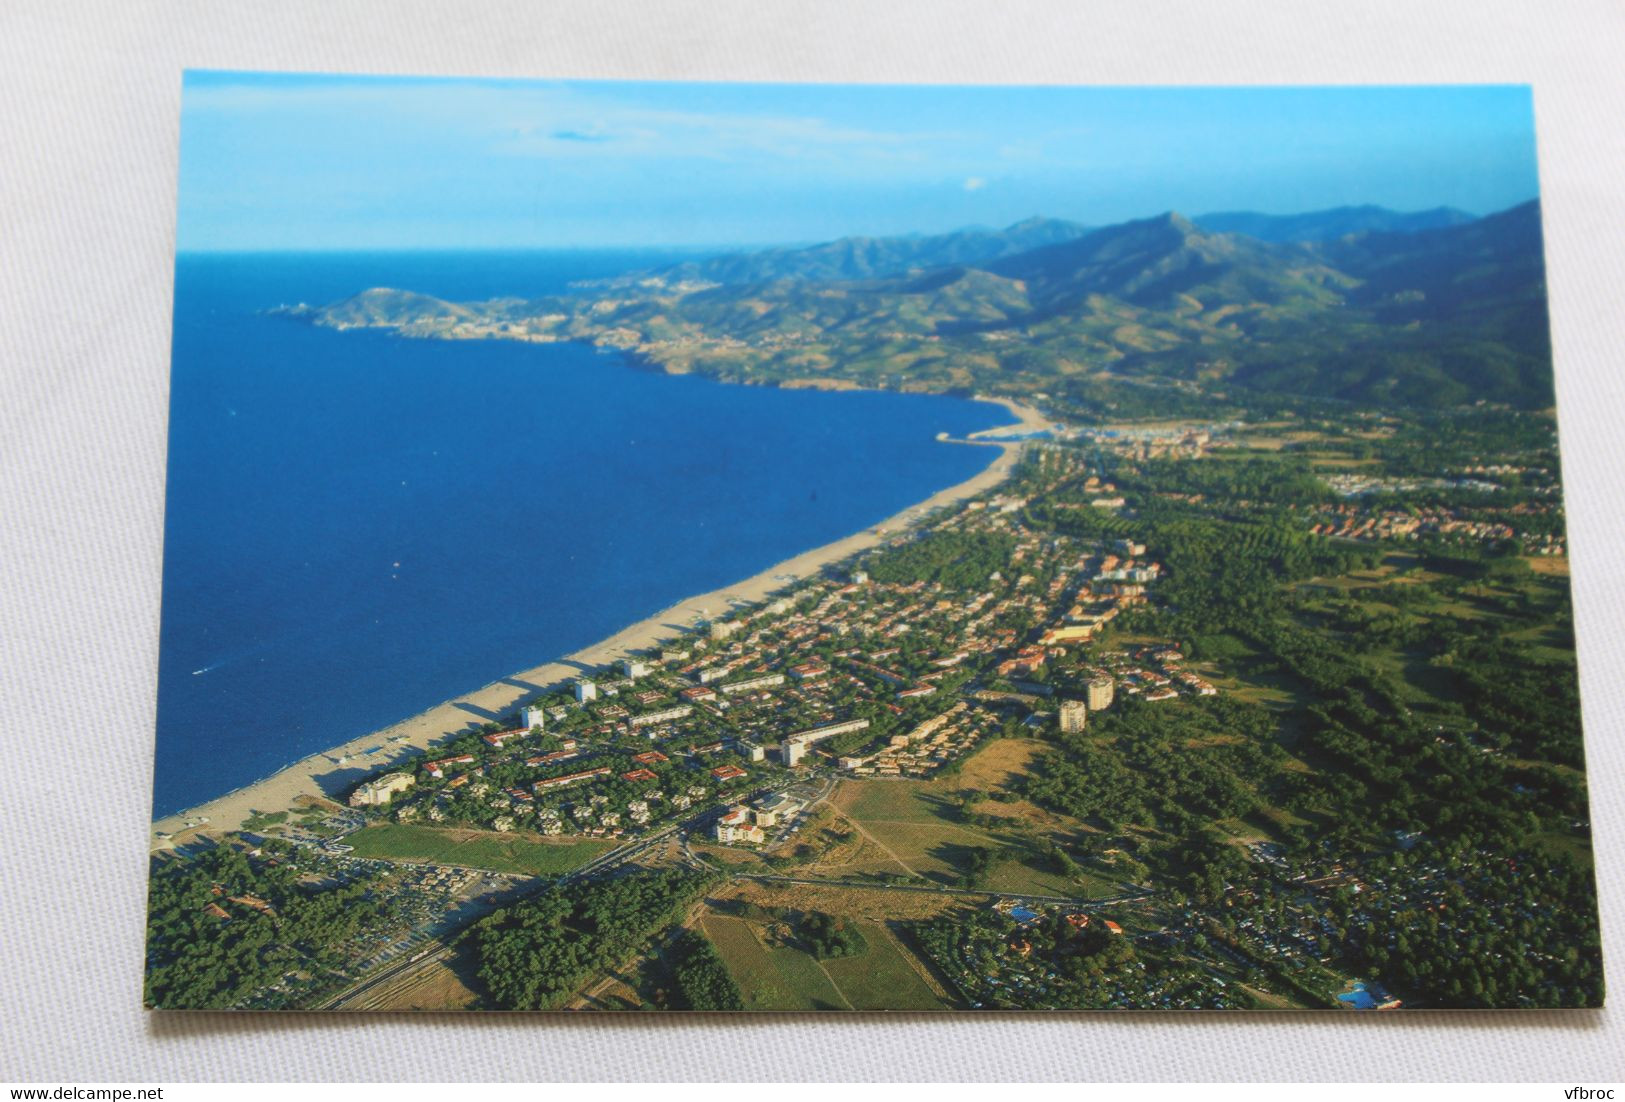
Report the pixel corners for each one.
[318,943,457,1010]
[738,872,1153,908]
[562,824,680,883]
[678,831,713,870]
[764,773,838,847]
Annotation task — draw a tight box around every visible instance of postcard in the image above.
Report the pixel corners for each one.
[145,73,1601,1011]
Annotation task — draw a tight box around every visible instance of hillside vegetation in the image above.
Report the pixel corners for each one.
[302,201,1552,411]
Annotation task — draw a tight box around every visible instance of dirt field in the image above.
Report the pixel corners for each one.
[691,842,773,869]
[714,877,964,922]
[952,738,1051,791]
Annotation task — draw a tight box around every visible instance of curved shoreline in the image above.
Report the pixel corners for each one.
[149,395,1047,850]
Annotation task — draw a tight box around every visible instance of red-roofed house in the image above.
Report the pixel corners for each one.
[713,805,765,844]
[424,754,475,778]
[482,727,527,748]
[532,766,613,791]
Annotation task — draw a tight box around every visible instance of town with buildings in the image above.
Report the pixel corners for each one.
[335,481,1203,848]
[145,404,1597,1015]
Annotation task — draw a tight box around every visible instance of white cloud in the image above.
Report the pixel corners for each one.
[963,176,987,191]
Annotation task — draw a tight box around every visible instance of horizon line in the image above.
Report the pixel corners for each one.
[176,196,1538,257]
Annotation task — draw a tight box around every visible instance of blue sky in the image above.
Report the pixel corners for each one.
[178,73,1540,251]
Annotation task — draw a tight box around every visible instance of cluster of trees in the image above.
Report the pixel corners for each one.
[1305,572,1584,767]
[864,530,1017,589]
[1448,636,1584,767]
[951,845,999,890]
[1206,832,1604,1009]
[1029,493,1375,644]
[1048,374,1239,423]
[1160,830,1259,907]
[1033,442,1582,808]
[1363,408,1560,479]
[144,847,385,1009]
[1331,842,1603,1008]
[475,867,715,1009]
[1248,575,1588,843]
[1115,455,1333,507]
[666,929,745,1010]
[1024,695,1286,834]
[796,910,869,959]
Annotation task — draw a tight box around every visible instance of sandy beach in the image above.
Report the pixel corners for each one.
[150,396,1048,849]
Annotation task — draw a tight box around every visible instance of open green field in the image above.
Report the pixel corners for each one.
[699,911,952,1011]
[700,913,849,1011]
[344,823,616,876]
[818,921,956,1009]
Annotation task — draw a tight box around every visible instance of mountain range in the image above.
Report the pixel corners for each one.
[302,201,1552,411]
[586,206,1482,289]
[1195,205,1475,243]
[585,216,1093,288]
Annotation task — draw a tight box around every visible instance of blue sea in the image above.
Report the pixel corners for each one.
[153,251,1009,817]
